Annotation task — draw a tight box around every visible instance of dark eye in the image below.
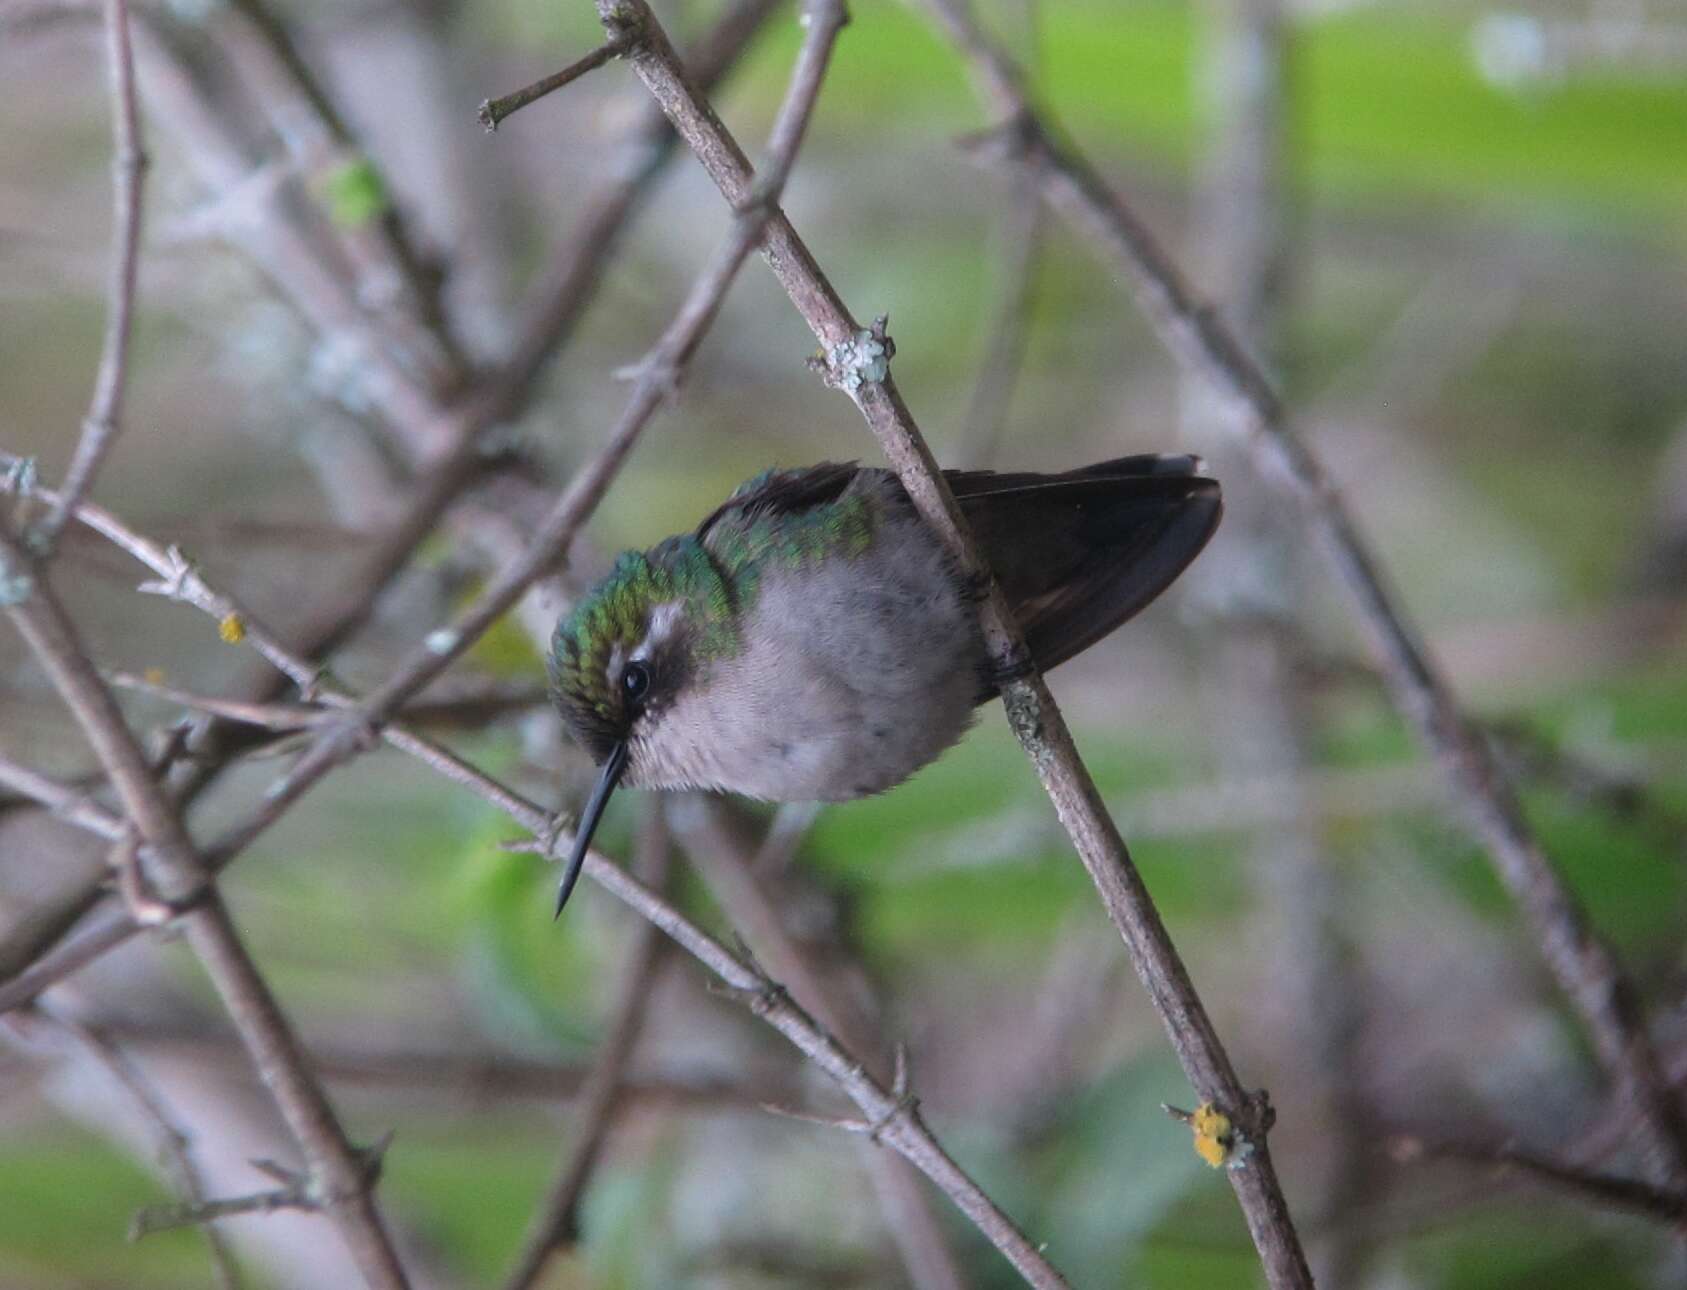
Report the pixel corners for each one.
[623,662,651,704]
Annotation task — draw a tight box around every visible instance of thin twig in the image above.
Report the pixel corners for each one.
[0,754,127,842]
[672,796,970,1290]
[1386,1134,1687,1229]
[23,1004,243,1288]
[479,33,632,131]
[36,0,147,550]
[913,0,1687,1194]
[957,172,1042,466]
[501,803,670,1290]
[216,0,457,366]
[205,0,856,874]
[596,0,1312,1282]
[131,1180,312,1238]
[83,1018,803,1108]
[433,760,1070,1290]
[0,532,413,1290]
[0,509,1071,1288]
[493,0,784,418]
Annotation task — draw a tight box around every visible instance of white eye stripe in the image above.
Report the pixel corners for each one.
[604,643,626,695]
[632,600,684,664]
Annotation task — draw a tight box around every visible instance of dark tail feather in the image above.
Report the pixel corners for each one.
[951,455,1221,685]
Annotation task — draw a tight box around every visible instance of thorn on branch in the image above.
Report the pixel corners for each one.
[135,544,196,600]
[147,719,197,776]
[707,943,787,1015]
[759,1071,919,1144]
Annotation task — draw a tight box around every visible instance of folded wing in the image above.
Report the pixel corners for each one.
[950,454,1221,681]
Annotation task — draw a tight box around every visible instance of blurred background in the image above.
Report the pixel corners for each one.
[2,0,1686,1285]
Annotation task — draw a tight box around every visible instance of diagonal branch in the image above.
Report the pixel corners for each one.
[500,805,670,1290]
[0,0,782,1012]
[35,0,146,551]
[912,0,1687,1194]
[0,531,413,1290]
[440,769,1071,1289]
[1387,1134,1687,1229]
[673,797,970,1290]
[19,1004,244,1289]
[0,455,1065,1289]
[593,0,1313,1283]
[205,0,857,889]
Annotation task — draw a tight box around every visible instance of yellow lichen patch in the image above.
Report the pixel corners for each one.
[218,613,246,644]
[1190,1103,1233,1168]
[143,666,166,687]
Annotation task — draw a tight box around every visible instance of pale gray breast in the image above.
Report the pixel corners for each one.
[628,505,985,801]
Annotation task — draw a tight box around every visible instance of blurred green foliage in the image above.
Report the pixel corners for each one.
[4,0,1686,1286]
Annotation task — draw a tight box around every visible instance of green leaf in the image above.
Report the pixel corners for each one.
[319,157,389,229]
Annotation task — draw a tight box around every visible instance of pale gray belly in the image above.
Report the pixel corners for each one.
[630,523,985,801]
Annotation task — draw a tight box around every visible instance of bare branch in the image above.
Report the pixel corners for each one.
[0,754,127,843]
[913,0,1687,1197]
[488,0,784,426]
[23,1005,243,1288]
[215,0,460,370]
[1387,1134,1687,1229]
[501,804,670,1290]
[131,1179,312,1239]
[86,1018,803,1109]
[35,0,147,551]
[478,33,632,131]
[0,531,413,1290]
[594,0,1312,1281]
[956,173,1042,466]
[673,797,970,1290]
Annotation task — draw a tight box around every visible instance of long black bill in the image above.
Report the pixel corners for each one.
[555,740,628,919]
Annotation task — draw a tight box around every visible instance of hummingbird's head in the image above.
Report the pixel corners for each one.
[546,537,732,913]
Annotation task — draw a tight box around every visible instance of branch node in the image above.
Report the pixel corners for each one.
[809,315,894,394]
[613,355,682,400]
[953,111,1044,168]
[1164,1100,1257,1171]
[135,544,197,601]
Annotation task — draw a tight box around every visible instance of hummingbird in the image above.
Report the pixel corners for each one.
[547,454,1221,913]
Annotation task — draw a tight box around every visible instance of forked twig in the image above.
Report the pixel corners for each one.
[0,531,413,1290]
[500,805,670,1290]
[594,0,1312,1281]
[913,0,1687,1192]
[19,1004,243,1288]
